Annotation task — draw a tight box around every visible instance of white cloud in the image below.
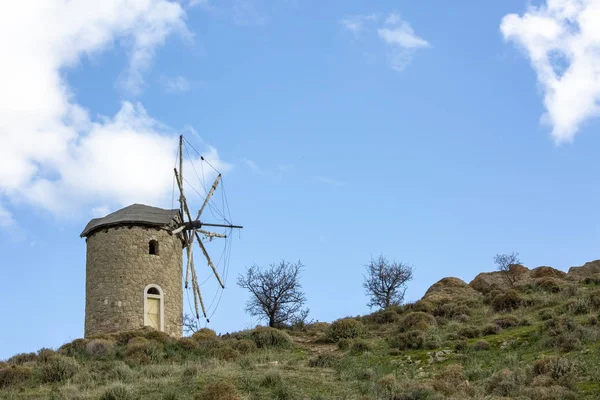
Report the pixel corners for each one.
[340,14,379,36]
[377,14,430,71]
[340,12,429,72]
[501,0,600,143]
[0,205,14,229]
[315,176,345,187]
[161,75,191,93]
[233,0,267,26]
[0,0,229,224]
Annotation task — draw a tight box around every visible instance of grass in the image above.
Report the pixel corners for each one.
[5,275,600,399]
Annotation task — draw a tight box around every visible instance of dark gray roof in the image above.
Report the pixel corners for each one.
[80,204,181,237]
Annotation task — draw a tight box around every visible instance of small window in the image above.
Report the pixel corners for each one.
[147,287,160,295]
[149,240,159,255]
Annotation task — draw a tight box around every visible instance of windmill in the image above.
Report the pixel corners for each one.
[172,135,243,322]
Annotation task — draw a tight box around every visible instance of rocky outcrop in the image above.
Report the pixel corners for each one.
[423,277,482,304]
[530,266,567,279]
[567,260,600,279]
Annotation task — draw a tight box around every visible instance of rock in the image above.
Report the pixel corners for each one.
[568,260,600,279]
[530,266,567,279]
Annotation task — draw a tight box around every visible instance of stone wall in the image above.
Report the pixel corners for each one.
[85,225,183,338]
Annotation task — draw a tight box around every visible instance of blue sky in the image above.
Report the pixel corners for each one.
[2,0,600,360]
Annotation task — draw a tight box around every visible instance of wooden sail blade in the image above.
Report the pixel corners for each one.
[196,236,225,289]
[171,224,185,235]
[190,254,200,319]
[184,231,194,289]
[174,168,196,226]
[190,255,207,318]
[199,230,227,239]
[196,174,221,220]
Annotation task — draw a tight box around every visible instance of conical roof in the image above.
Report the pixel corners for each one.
[80,204,181,237]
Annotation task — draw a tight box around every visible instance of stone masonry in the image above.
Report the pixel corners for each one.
[85,225,183,338]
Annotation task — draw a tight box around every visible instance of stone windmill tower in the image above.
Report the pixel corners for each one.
[80,136,242,339]
[80,204,185,337]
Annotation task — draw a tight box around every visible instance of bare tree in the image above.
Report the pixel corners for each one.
[237,260,309,328]
[494,252,522,286]
[363,255,413,310]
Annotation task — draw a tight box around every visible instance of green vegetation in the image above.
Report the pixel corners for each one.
[5,268,600,399]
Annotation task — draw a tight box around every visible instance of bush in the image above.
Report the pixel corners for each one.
[211,347,240,361]
[454,340,468,351]
[123,338,165,364]
[246,327,291,349]
[433,303,471,319]
[365,309,399,324]
[260,370,283,388]
[308,353,338,368]
[589,290,600,309]
[195,380,240,400]
[114,327,169,346]
[39,355,79,383]
[350,339,372,354]
[491,290,522,312]
[458,326,480,339]
[432,364,466,396]
[58,339,88,358]
[0,365,33,388]
[536,277,562,293]
[100,384,136,400]
[192,328,217,342]
[539,309,554,321]
[565,298,591,314]
[177,337,198,350]
[337,338,351,351]
[86,339,115,358]
[377,374,397,393]
[473,340,490,351]
[485,369,522,397]
[7,352,37,365]
[483,324,501,335]
[326,318,365,341]
[230,339,256,354]
[494,314,519,328]
[533,356,578,381]
[413,300,434,313]
[388,330,425,350]
[399,312,437,332]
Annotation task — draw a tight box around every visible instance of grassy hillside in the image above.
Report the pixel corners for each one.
[3,262,600,399]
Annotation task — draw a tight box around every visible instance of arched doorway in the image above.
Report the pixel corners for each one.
[144,284,164,331]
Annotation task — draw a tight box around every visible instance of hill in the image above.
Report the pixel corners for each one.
[3,261,600,399]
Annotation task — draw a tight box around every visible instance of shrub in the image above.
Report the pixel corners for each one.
[522,386,576,400]
[7,352,37,365]
[546,333,582,352]
[100,384,136,400]
[308,353,338,368]
[473,340,490,351]
[337,338,351,351]
[491,290,522,312]
[535,277,561,293]
[195,380,240,400]
[565,298,591,314]
[102,360,134,382]
[432,364,466,396]
[399,312,437,332]
[539,309,554,321]
[0,365,33,388]
[458,326,480,339]
[413,300,434,313]
[388,330,425,350]
[533,356,578,379]
[483,324,501,335]
[123,338,165,364]
[211,347,240,361]
[192,328,217,342]
[377,374,397,392]
[39,355,79,383]
[246,327,291,348]
[589,315,598,326]
[230,339,256,354]
[589,290,600,309]
[86,339,115,358]
[326,318,364,341]
[350,339,372,354]
[366,309,399,324]
[494,314,519,328]
[58,339,88,358]
[454,340,468,351]
[485,369,522,397]
[424,334,441,350]
[583,277,600,286]
[176,337,198,350]
[37,348,56,363]
[433,302,472,318]
[113,328,169,346]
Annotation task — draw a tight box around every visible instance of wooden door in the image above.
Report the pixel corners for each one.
[145,297,160,329]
